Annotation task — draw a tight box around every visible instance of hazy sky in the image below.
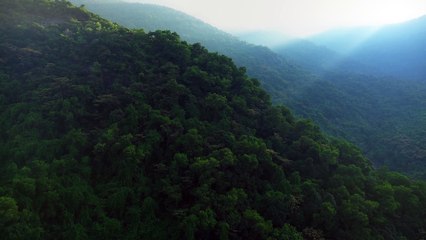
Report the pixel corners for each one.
[124,0,426,36]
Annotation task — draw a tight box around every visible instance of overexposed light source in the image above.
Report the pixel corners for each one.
[124,0,426,36]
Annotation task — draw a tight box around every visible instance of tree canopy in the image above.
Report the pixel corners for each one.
[0,1,425,239]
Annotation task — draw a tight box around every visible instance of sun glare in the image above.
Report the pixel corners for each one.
[351,0,425,26]
[133,0,426,37]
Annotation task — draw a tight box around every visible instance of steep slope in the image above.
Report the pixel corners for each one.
[287,72,426,176]
[69,0,426,177]
[272,37,426,177]
[1,1,426,240]
[69,0,316,102]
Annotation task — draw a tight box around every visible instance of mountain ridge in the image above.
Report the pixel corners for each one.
[69,0,314,101]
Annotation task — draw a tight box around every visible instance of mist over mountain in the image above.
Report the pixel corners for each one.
[308,27,380,55]
[272,40,375,75]
[240,15,426,178]
[308,15,426,81]
[235,31,294,48]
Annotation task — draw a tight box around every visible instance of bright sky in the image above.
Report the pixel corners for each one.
[124,0,426,36]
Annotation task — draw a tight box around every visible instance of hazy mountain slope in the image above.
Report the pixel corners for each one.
[292,72,426,175]
[272,40,375,75]
[240,19,426,178]
[309,16,426,81]
[71,0,426,178]
[309,27,379,54]
[235,30,294,48]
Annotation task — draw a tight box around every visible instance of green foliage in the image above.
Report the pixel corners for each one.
[0,1,425,239]
[75,0,426,178]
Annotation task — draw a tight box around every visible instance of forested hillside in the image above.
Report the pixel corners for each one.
[284,72,426,177]
[69,0,316,103]
[1,0,426,239]
[273,23,426,178]
[69,0,426,178]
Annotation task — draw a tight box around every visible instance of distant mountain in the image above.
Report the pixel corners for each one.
[243,18,426,178]
[309,16,426,81]
[235,30,294,48]
[308,27,380,54]
[272,40,375,75]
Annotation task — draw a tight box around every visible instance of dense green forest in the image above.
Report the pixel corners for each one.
[74,0,426,178]
[273,39,426,179]
[69,0,313,104]
[1,0,426,239]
